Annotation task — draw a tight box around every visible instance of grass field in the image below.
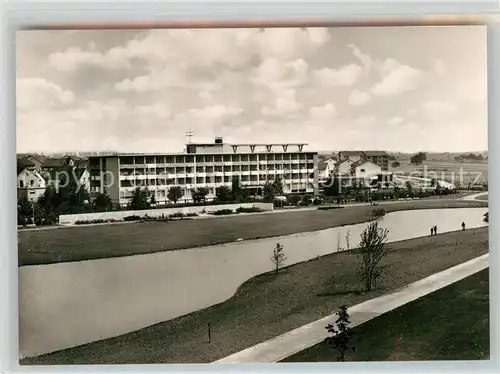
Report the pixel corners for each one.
[18,199,487,266]
[390,160,488,185]
[283,268,489,362]
[21,228,489,365]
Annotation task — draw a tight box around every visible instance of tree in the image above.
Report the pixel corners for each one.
[215,185,232,203]
[17,197,34,225]
[241,187,251,201]
[56,167,90,213]
[325,305,355,361]
[270,242,286,274]
[405,181,413,194]
[192,187,208,204]
[323,175,342,197]
[272,177,284,196]
[129,187,150,210]
[391,161,401,168]
[150,194,157,206]
[393,185,401,199]
[37,184,59,217]
[435,182,443,195]
[301,195,312,206]
[94,192,113,212]
[287,194,301,206]
[410,152,427,165]
[263,181,276,202]
[231,177,243,202]
[167,186,183,204]
[357,221,389,292]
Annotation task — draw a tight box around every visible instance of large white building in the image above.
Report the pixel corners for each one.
[88,137,319,207]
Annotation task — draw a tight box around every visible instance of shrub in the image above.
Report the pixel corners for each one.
[212,209,235,216]
[270,242,286,274]
[236,206,263,213]
[123,215,141,221]
[357,221,389,292]
[186,212,198,217]
[325,305,355,361]
[371,208,386,218]
[169,212,186,218]
[318,206,344,211]
[74,218,118,225]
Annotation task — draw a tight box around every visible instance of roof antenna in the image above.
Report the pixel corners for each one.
[185,129,194,144]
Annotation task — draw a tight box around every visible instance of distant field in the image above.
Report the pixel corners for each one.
[390,160,488,185]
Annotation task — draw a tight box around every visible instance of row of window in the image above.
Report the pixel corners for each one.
[120,174,313,187]
[19,180,38,188]
[119,183,314,200]
[119,163,315,175]
[89,153,316,167]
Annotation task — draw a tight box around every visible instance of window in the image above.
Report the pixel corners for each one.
[30,180,35,186]
[19,180,24,188]
[360,169,366,172]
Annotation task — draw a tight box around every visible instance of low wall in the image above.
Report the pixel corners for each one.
[58,202,274,224]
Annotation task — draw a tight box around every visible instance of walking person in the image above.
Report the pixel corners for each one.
[430,227,434,236]
[462,221,466,231]
[434,225,438,235]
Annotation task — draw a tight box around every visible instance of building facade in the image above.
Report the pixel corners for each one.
[351,161,382,179]
[17,167,47,202]
[338,150,390,171]
[88,138,319,207]
[335,159,355,176]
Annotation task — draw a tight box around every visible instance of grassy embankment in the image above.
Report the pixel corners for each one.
[21,227,488,365]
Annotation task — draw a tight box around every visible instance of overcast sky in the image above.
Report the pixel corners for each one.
[16,25,487,154]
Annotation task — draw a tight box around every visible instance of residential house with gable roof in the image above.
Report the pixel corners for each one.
[17,158,46,202]
[338,150,390,171]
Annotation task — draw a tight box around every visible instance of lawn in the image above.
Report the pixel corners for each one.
[18,198,487,266]
[21,227,489,365]
[283,268,489,362]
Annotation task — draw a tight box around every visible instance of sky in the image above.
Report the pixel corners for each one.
[16,25,487,154]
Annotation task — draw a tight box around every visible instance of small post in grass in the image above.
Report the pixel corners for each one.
[207,322,211,343]
[395,330,400,360]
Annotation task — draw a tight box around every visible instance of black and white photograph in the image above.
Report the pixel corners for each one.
[16,23,489,365]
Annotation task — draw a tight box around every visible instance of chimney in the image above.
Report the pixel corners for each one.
[214,137,223,144]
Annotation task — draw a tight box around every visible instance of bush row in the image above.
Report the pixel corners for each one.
[210,206,264,216]
[67,206,266,225]
[75,218,119,225]
[317,206,344,211]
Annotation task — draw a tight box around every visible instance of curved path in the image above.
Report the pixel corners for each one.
[214,254,489,363]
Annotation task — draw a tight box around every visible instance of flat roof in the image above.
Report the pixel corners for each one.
[89,150,318,158]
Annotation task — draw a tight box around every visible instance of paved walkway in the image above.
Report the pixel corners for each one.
[214,253,489,363]
[462,192,488,201]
